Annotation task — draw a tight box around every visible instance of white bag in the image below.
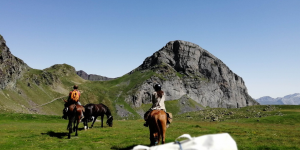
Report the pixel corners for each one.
[132,133,238,150]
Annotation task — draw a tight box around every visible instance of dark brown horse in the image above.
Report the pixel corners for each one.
[66,103,84,139]
[148,109,167,146]
[82,103,113,129]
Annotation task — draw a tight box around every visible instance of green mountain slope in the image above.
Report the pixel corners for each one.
[0,64,86,115]
[0,35,259,119]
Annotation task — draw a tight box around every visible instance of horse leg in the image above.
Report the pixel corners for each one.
[101,115,104,127]
[160,120,167,144]
[149,122,158,146]
[149,126,155,146]
[91,116,97,128]
[67,121,70,130]
[75,116,80,136]
[68,119,73,139]
[73,119,76,132]
[161,126,166,144]
[83,118,88,130]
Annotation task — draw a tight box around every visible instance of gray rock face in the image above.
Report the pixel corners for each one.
[76,70,89,80]
[0,35,30,89]
[76,70,114,81]
[126,40,259,108]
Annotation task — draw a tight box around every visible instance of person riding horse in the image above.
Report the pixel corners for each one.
[62,85,84,120]
[144,84,172,127]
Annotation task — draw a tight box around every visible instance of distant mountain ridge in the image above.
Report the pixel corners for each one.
[76,70,114,81]
[256,93,300,105]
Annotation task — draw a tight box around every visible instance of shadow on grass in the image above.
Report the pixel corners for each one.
[111,145,138,150]
[41,131,68,139]
[42,128,87,139]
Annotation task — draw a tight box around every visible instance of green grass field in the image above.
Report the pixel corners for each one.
[0,105,300,150]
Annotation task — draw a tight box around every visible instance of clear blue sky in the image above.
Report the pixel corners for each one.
[1,0,299,99]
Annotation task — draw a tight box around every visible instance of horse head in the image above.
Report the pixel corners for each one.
[106,116,113,127]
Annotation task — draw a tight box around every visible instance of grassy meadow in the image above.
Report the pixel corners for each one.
[0,105,300,150]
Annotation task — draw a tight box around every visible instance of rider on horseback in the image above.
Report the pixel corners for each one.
[144,84,172,127]
[62,85,83,120]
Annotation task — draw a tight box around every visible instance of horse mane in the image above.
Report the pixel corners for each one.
[100,103,112,117]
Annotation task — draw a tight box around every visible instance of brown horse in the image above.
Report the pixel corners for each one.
[82,103,113,129]
[148,109,167,146]
[66,103,84,139]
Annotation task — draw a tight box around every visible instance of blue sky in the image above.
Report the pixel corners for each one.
[1,0,299,99]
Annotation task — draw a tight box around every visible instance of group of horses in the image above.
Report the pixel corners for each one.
[65,103,113,139]
[65,102,168,146]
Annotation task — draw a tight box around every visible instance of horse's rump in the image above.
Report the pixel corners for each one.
[149,110,167,126]
[148,110,167,145]
[66,104,84,139]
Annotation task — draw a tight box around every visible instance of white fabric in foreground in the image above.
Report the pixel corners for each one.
[132,133,238,150]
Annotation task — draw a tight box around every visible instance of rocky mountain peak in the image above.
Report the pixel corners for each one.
[0,35,30,89]
[128,40,259,108]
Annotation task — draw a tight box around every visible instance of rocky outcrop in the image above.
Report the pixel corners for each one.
[126,40,259,108]
[0,35,30,89]
[76,70,114,81]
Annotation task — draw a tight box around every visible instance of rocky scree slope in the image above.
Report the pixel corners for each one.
[126,40,259,109]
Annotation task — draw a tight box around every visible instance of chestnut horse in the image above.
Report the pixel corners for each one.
[148,110,167,146]
[82,103,113,129]
[66,104,84,139]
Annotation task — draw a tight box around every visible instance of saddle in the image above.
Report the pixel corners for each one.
[144,110,172,124]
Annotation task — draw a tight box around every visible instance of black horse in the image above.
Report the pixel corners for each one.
[83,103,113,129]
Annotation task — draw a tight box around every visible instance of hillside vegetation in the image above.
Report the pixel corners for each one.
[1,64,191,119]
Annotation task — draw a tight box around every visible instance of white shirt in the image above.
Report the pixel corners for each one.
[151,91,166,111]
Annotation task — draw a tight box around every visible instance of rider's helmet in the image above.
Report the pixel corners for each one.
[73,85,78,89]
[154,84,162,91]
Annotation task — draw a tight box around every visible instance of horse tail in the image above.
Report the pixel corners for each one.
[155,115,161,143]
[73,105,78,119]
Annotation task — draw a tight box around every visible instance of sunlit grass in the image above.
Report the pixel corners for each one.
[1,105,300,150]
